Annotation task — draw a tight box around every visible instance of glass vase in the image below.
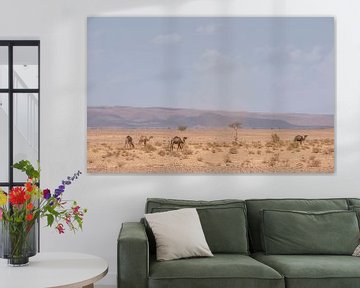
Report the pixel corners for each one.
[0,220,37,266]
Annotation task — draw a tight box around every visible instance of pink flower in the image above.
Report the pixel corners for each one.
[56,223,65,234]
[0,208,3,220]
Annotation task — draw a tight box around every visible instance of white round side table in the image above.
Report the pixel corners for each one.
[0,252,108,288]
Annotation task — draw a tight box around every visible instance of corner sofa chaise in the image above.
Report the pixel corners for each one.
[118,198,360,288]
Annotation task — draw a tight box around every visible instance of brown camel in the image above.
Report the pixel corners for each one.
[294,135,308,144]
[124,135,135,149]
[170,136,187,151]
[138,135,153,147]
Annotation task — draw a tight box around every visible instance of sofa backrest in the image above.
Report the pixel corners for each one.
[245,198,349,252]
[145,198,249,255]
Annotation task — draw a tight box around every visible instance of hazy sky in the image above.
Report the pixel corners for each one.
[87,17,334,114]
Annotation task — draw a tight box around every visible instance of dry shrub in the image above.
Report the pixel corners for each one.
[197,157,203,162]
[154,141,162,147]
[269,153,280,167]
[170,151,181,157]
[281,159,290,167]
[308,158,321,167]
[117,162,125,168]
[158,150,166,157]
[248,150,255,155]
[287,142,299,150]
[257,150,262,155]
[229,147,238,154]
[323,138,333,145]
[182,147,193,155]
[143,144,156,153]
[271,133,280,143]
[265,149,272,154]
[224,154,232,164]
[312,147,321,153]
[323,147,334,155]
[241,160,251,168]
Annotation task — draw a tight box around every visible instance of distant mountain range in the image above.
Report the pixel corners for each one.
[87,106,334,130]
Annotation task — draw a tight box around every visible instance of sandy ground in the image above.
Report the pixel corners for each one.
[87,128,334,174]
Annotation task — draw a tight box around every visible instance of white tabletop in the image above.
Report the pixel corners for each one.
[0,252,108,288]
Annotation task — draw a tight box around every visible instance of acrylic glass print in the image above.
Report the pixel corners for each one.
[87,17,335,174]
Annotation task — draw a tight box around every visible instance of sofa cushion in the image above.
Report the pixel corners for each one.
[145,208,213,261]
[246,198,349,252]
[347,198,360,207]
[146,198,248,254]
[253,252,360,288]
[261,209,359,255]
[149,254,284,288]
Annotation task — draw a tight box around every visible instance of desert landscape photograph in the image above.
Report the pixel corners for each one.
[87,17,334,174]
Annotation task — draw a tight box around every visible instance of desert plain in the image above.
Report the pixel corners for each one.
[87,128,334,174]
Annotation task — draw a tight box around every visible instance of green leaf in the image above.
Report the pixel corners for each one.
[47,214,54,227]
[12,160,40,180]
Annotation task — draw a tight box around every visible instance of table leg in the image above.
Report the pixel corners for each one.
[82,284,94,288]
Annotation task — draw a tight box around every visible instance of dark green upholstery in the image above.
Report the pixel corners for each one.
[149,254,284,288]
[118,198,360,288]
[146,198,249,254]
[261,209,359,255]
[118,222,148,288]
[253,252,360,288]
[347,198,360,207]
[246,198,349,252]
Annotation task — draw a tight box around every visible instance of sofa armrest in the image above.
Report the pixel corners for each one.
[118,222,149,288]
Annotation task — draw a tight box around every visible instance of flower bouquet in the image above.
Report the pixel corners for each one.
[0,160,87,266]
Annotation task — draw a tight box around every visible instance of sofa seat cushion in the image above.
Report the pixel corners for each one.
[149,254,284,288]
[253,252,360,288]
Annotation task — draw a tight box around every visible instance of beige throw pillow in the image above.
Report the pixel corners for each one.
[145,208,213,261]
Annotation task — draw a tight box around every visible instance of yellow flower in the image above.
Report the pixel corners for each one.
[0,190,7,206]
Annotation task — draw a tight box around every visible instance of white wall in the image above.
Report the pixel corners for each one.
[1,0,360,286]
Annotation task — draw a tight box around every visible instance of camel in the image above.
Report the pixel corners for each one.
[124,135,135,149]
[294,135,308,144]
[170,136,187,151]
[138,135,153,147]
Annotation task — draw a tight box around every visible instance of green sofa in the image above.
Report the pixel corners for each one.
[118,198,360,288]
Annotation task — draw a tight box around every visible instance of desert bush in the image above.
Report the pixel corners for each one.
[170,151,181,157]
[178,125,187,131]
[308,158,321,168]
[143,144,156,153]
[248,150,255,155]
[158,150,166,157]
[154,141,162,147]
[266,142,275,148]
[182,147,193,155]
[229,147,238,154]
[271,133,280,143]
[312,147,321,153]
[257,150,262,155]
[268,153,280,167]
[197,157,203,162]
[224,154,232,164]
[287,142,299,150]
[323,147,334,155]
